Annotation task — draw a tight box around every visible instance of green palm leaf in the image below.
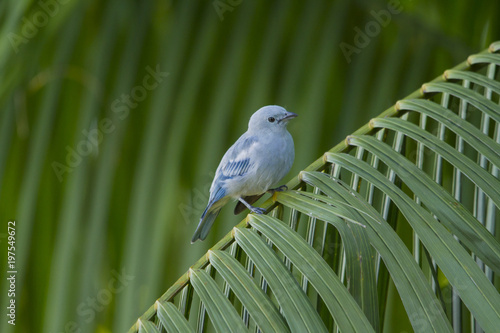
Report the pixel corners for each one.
[2,2,500,333]
[128,43,500,333]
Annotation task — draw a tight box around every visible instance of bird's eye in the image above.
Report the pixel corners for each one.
[268,117,276,123]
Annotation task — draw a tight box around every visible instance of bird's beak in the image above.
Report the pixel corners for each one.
[279,112,298,123]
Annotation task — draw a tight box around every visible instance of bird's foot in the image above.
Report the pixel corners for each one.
[267,185,288,194]
[250,206,266,214]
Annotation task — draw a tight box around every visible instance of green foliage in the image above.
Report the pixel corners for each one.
[0,1,499,332]
[129,45,500,332]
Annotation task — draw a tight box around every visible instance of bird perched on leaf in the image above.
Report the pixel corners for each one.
[191,105,297,243]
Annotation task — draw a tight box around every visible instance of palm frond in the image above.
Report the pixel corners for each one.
[128,43,500,333]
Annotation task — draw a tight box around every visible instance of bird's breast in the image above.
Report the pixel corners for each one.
[221,131,294,198]
[235,132,294,196]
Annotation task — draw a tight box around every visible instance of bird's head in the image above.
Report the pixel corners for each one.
[248,105,298,133]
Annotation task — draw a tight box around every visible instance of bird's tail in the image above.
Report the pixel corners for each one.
[191,206,221,243]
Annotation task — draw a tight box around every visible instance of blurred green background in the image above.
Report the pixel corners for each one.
[0,0,498,332]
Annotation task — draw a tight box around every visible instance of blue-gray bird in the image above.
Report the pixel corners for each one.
[191,105,297,243]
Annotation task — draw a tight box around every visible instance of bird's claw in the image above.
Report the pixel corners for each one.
[250,207,266,214]
[276,185,288,192]
[267,185,288,194]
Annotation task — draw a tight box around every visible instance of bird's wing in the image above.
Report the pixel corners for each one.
[220,158,252,179]
[207,185,226,206]
[215,135,257,182]
[193,135,258,243]
[192,186,226,243]
[206,134,257,206]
